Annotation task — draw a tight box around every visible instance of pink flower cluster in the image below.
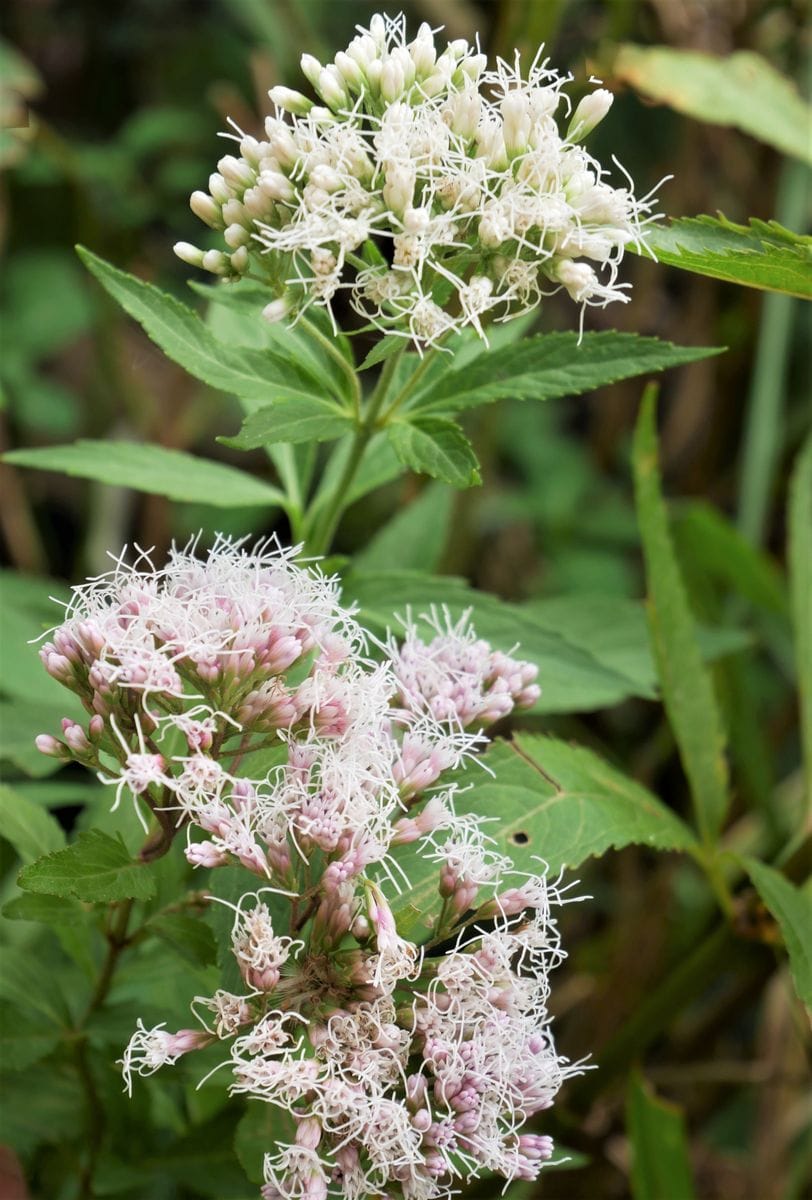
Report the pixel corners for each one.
[36,537,574,1200]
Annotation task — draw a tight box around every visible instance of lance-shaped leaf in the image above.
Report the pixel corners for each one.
[387,416,481,487]
[633,390,729,844]
[627,1071,696,1200]
[610,44,812,165]
[4,441,285,508]
[76,246,338,405]
[18,830,156,902]
[407,333,721,415]
[637,217,812,299]
[741,858,812,1008]
[392,735,699,928]
[220,398,354,448]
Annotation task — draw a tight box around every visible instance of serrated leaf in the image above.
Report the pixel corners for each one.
[387,417,481,487]
[0,783,65,861]
[2,892,86,925]
[18,829,156,902]
[0,1000,63,1070]
[638,216,812,298]
[627,1070,696,1200]
[789,437,812,789]
[741,858,812,1007]
[148,913,218,968]
[393,735,698,925]
[611,44,812,165]
[77,247,333,405]
[220,398,353,449]
[633,391,729,843]
[358,335,405,372]
[408,333,721,415]
[4,441,285,508]
[343,569,647,714]
[355,482,454,572]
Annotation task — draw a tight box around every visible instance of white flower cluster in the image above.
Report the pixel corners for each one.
[36,537,578,1199]
[176,11,658,345]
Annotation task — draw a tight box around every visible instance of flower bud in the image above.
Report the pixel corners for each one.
[189,190,222,228]
[200,249,230,275]
[230,246,249,273]
[334,52,364,93]
[262,297,291,324]
[174,242,205,268]
[217,155,255,191]
[269,86,313,115]
[317,66,348,110]
[299,54,323,90]
[224,222,250,248]
[35,734,67,759]
[208,172,232,204]
[409,24,436,77]
[568,88,613,142]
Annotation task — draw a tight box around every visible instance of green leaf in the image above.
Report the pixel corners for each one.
[741,858,812,1007]
[523,593,751,705]
[235,1102,294,1184]
[0,1000,63,1069]
[18,830,156,902]
[611,44,812,165]
[0,1064,83,1153]
[2,892,86,925]
[342,569,644,714]
[220,398,354,449]
[0,783,65,862]
[355,482,454,572]
[627,1070,696,1200]
[393,735,699,926]
[408,333,722,415]
[4,441,285,508]
[358,335,406,372]
[77,247,333,406]
[632,390,729,843]
[788,436,812,789]
[148,913,218,969]
[0,696,83,778]
[0,573,74,705]
[638,216,812,299]
[672,502,789,618]
[387,417,481,487]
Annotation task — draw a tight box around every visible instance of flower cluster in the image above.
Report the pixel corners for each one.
[177,11,658,345]
[36,537,577,1200]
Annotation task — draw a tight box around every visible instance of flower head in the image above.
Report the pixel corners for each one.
[178,12,660,345]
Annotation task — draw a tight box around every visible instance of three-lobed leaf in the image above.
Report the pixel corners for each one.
[637,216,812,299]
[407,333,722,415]
[4,441,285,508]
[632,390,729,844]
[387,416,481,488]
[17,829,156,902]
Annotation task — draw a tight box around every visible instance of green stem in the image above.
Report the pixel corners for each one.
[298,315,362,419]
[306,346,405,555]
[378,343,442,424]
[75,897,135,1198]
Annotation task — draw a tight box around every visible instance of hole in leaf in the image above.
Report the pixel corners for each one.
[510,830,530,846]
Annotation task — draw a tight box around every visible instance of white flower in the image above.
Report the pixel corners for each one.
[179,12,660,344]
